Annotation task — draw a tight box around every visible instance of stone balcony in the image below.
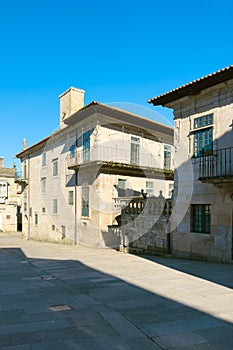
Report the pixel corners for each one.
[67,145,174,179]
[14,171,28,187]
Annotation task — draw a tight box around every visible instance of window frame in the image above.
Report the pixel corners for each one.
[130,136,140,165]
[146,181,154,197]
[23,191,27,212]
[68,190,74,205]
[191,204,211,234]
[81,184,89,217]
[83,130,91,162]
[35,213,38,225]
[164,145,172,170]
[69,144,75,159]
[193,114,214,157]
[41,177,46,193]
[52,199,58,215]
[52,158,58,176]
[42,152,46,167]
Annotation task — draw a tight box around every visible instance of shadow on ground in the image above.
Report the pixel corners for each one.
[0,247,232,349]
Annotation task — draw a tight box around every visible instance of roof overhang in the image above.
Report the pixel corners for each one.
[148,65,233,106]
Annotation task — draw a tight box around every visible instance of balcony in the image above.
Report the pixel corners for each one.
[14,171,28,186]
[67,145,173,180]
[198,147,233,187]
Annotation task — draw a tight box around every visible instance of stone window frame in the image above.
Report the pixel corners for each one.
[191,204,211,234]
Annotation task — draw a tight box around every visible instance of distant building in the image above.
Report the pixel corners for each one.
[0,157,21,232]
[16,87,174,247]
[149,65,233,262]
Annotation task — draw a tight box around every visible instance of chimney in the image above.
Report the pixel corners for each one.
[23,138,27,150]
[59,87,85,128]
[0,157,4,168]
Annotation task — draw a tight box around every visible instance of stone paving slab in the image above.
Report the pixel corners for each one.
[0,233,233,349]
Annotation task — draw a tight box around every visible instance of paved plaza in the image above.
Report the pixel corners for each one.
[0,233,232,349]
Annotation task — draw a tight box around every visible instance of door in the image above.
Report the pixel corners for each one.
[17,206,22,232]
[83,131,90,162]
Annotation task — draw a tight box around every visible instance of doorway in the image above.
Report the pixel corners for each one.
[17,206,22,232]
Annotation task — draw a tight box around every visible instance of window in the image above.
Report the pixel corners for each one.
[194,128,213,157]
[42,207,46,213]
[53,199,58,214]
[164,145,171,170]
[29,207,32,217]
[130,136,140,165]
[61,226,66,239]
[52,224,56,231]
[146,181,154,197]
[83,131,91,162]
[69,144,75,159]
[117,179,126,197]
[23,191,27,212]
[191,204,211,234]
[6,215,11,220]
[23,160,27,179]
[82,184,89,217]
[0,181,8,198]
[35,213,38,225]
[52,159,58,176]
[41,177,46,193]
[194,114,213,129]
[169,183,174,198]
[193,114,213,157]
[42,152,46,166]
[68,190,74,205]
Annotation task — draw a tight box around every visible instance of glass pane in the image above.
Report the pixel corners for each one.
[130,143,140,164]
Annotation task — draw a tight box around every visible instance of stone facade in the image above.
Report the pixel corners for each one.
[149,66,233,262]
[0,157,21,232]
[120,195,172,255]
[16,88,174,247]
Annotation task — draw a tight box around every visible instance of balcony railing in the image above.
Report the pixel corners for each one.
[198,147,233,179]
[67,145,169,171]
[14,171,28,185]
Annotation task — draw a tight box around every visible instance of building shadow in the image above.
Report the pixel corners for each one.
[0,246,232,349]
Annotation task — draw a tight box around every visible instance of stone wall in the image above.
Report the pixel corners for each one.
[120,194,172,256]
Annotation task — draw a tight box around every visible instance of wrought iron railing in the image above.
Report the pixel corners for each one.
[199,147,233,179]
[66,145,171,171]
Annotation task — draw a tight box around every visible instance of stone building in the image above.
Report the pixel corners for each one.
[16,87,174,247]
[149,65,233,262]
[0,157,21,232]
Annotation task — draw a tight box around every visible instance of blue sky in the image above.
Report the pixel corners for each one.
[0,0,232,167]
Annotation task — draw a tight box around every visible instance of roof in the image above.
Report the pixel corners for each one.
[148,65,233,106]
[0,168,16,178]
[16,136,50,158]
[64,101,173,134]
[16,101,173,158]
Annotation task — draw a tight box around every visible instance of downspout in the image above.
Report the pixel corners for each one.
[27,155,31,240]
[74,128,78,245]
[74,170,78,245]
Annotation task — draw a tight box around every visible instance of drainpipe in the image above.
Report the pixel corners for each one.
[74,170,78,245]
[166,200,172,254]
[74,128,78,245]
[27,155,31,240]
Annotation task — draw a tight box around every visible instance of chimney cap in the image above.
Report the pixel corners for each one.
[59,87,85,99]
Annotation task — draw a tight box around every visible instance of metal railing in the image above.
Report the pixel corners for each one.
[15,171,28,180]
[67,145,167,170]
[199,147,233,178]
